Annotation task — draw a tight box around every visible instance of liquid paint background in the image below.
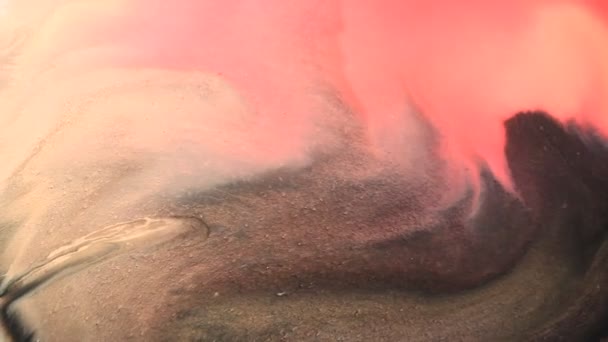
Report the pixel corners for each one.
[0,2,606,339]
[0,0,607,220]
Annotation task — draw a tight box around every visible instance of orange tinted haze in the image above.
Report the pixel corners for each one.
[1,0,607,197]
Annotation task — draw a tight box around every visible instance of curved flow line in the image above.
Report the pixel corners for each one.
[0,216,208,341]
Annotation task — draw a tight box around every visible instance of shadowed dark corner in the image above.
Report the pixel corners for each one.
[505,111,608,341]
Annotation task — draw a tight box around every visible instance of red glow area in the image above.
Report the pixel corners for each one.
[336,0,608,194]
[4,0,608,197]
